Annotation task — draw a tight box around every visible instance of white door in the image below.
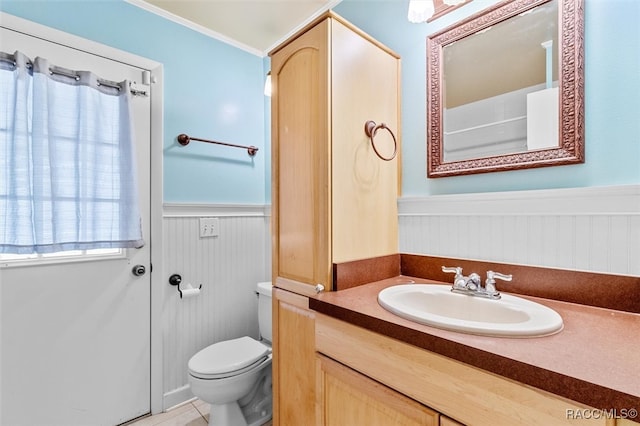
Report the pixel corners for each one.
[0,26,152,425]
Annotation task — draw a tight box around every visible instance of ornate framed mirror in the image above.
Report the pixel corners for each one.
[427,0,584,177]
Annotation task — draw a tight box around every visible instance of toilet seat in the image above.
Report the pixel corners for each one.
[188,336,271,380]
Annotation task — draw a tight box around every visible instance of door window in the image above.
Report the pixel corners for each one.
[0,50,144,255]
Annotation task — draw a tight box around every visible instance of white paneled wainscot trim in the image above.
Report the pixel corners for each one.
[160,188,638,407]
[398,185,640,276]
[162,204,271,409]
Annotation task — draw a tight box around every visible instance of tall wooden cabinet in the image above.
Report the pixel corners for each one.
[270,11,401,296]
[269,12,401,425]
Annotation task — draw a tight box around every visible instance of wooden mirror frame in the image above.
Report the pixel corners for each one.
[426,0,584,178]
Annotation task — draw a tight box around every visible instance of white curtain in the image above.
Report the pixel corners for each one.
[0,50,144,254]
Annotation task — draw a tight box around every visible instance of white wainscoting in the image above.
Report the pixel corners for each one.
[161,187,638,407]
[162,204,271,408]
[398,185,640,276]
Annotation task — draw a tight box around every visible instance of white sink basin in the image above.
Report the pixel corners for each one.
[378,284,563,337]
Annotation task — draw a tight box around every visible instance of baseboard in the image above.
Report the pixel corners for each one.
[163,385,195,411]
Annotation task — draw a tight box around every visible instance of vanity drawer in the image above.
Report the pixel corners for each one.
[315,313,609,426]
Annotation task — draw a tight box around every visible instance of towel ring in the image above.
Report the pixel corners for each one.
[364,120,397,161]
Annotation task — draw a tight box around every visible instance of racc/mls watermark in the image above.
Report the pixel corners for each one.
[566,408,638,420]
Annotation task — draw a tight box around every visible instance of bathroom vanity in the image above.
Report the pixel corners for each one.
[312,278,639,425]
[273,263,639,425]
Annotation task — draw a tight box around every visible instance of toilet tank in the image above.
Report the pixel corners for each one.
[256,282,273,343]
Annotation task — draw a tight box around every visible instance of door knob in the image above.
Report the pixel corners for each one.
[132,265,146,276]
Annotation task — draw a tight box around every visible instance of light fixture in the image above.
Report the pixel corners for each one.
[264,71,272,97]
[407,0,467,23]
[407,0,435,23]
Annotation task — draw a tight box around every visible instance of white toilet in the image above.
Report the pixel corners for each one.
[188,282,273,426]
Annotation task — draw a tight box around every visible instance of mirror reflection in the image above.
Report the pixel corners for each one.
[443,0,558,162]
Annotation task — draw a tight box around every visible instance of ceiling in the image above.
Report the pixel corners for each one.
[131,0,341,56]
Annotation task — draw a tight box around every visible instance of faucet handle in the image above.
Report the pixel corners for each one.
[485,270,512,293]
[442,266,467,289]
[487,271,512,282]
[442,266,462,276]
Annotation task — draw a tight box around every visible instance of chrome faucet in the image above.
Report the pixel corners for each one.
[441,266,512,300]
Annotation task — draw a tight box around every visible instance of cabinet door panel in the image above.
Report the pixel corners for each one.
[271,20,331,289]
[331,19,400,263]
[317,354,438,426]
[441,416,465,426]
[273,289,316,425]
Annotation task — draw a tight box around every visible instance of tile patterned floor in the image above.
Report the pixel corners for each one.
[125,399,272,426]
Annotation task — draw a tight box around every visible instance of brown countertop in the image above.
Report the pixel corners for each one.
[309,275,640,415]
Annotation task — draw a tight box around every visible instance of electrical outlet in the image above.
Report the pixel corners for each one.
[199,217,219,238]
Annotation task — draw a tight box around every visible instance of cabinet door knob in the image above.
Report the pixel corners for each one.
[315,284,325,293]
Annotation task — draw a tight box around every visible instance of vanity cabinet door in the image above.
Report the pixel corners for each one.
[272,288,316,425]
[316,354,439,426]
[440,416,465,426]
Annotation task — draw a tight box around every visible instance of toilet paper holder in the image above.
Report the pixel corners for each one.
[169,274,202,298]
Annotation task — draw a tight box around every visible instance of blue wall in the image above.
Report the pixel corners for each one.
[1,0,268,204]
[2,0,638,202]
[334,0,640,196]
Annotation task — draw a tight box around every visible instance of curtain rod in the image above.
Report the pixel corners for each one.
[177,134,259,157]
[0,55,148,97]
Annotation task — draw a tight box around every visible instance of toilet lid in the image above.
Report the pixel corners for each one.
[188,336,271,378]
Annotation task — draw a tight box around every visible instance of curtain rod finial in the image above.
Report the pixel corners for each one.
[177,134,190,146]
